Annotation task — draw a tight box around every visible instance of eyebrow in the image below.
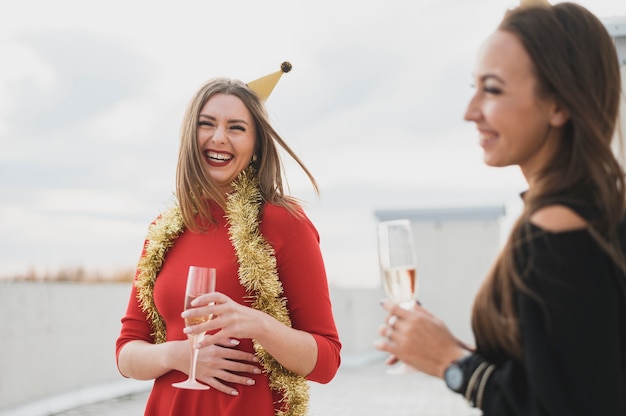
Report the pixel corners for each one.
[198,114,250,125]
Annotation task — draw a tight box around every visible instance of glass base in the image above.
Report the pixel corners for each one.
[172,379,211,390]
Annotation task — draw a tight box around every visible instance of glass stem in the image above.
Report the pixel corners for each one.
[189,335,200,380]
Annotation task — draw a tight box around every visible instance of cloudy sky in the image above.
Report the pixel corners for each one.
[1,0,625,286]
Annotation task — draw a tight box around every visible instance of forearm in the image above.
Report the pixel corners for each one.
[117,339,188,380]
[253,314,318,377]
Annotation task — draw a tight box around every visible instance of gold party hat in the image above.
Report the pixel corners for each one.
[247,61,292,101]
[519,0,550,7]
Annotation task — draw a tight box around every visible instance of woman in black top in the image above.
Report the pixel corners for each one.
[375,2,626,415]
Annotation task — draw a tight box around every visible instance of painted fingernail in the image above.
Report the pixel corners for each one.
[230,339,240,345]
[183,327,191,333]
[231,390,238,396]
[253,368,262,374]
[246,379,255,385]
[181,311,189,318]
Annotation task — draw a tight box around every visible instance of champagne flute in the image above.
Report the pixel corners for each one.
[172,266,216,390]
[377,219,418,374]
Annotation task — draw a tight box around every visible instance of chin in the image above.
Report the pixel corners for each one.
[482,156,508,168]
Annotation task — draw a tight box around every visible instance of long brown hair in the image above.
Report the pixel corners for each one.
[471,3,625,360]
[175,78,318,232]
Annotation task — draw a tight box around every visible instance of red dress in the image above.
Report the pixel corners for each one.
[116,202,341,415]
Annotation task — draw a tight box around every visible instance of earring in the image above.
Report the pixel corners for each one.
[250,154,258,164]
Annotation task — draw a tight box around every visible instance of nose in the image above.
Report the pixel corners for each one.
[464,93,481,122]
[210,125,227,144]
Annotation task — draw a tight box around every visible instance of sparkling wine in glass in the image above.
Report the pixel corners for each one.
[172,266,216,390]
[377,219,418,374]
[378,219,418,307]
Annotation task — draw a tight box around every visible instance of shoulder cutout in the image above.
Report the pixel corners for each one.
[529,205,588,232]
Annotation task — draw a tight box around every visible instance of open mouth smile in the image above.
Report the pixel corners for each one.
[205,150,233,166]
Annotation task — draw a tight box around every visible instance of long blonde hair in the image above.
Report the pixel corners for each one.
[175,78,318,232]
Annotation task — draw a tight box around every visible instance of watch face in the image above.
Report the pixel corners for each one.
[445,364,464,391]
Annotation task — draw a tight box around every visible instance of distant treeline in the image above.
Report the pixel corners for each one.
[5,267,135,282]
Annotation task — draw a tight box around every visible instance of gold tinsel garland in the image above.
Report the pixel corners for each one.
[135,204,185,344]
[134,168,309,416]
[225,168,310,416]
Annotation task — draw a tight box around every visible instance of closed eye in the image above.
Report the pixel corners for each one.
[484,86,502,95]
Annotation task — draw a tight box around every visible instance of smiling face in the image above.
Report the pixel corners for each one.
[464,30,568,183]
[196,93,257,193]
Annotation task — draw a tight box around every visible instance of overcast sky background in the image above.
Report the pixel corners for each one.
[1,0,625,286]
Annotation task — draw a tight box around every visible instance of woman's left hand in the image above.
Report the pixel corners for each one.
[374,300,468,378]
[182,292,265,348]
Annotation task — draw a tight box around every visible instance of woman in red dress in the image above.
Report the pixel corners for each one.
[116,63,341,416]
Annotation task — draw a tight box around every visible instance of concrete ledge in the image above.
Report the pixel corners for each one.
[0,379,151,416]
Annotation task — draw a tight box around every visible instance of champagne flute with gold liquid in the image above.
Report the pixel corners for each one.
[377,219,418,374]
[172,266,216,390]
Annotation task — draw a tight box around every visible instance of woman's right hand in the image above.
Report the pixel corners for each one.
[192,341,262,395]
[118,339,261,396]
[374,300,468,378]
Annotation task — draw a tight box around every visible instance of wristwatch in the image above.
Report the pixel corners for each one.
[444,354,474,393]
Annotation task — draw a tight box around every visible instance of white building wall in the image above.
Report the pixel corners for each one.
[0,282,134,411]
[410,219,501,344]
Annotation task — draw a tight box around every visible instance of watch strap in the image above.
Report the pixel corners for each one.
[445,353,487,394]
[445,353,495,408]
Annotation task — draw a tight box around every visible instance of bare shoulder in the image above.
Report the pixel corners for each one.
[529,205,588,232]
